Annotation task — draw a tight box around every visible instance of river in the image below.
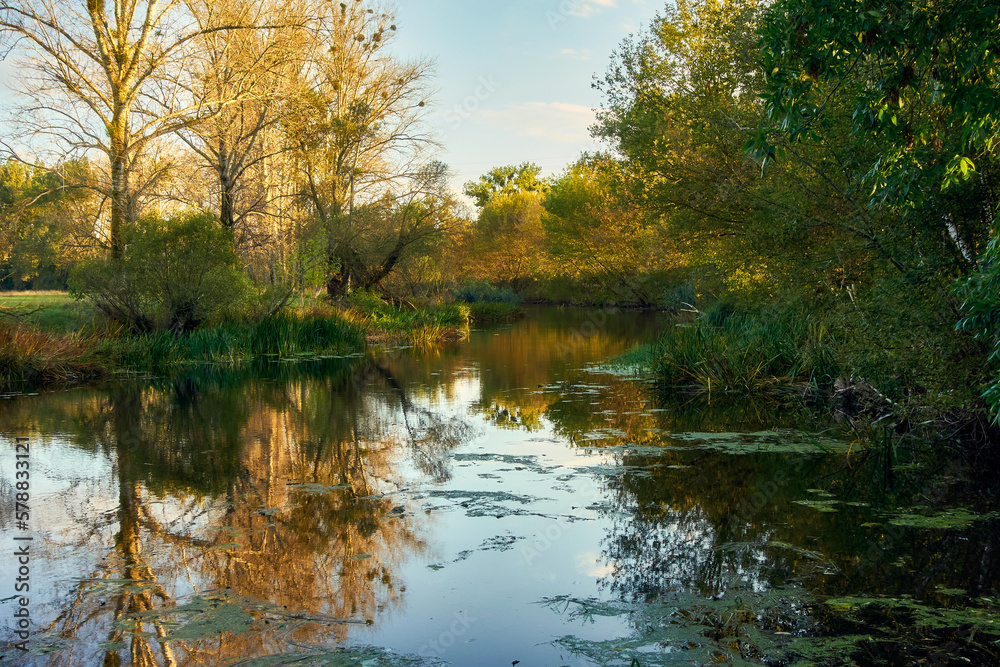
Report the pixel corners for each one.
[1,307,998,665]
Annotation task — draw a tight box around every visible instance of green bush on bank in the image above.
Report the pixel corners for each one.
[70,212,247,334]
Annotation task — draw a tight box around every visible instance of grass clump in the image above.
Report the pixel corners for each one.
[0,321,104,390]
[652,303,839,392]
[453,279,522,305]
[340,291,470,345]
[468,301,523,324]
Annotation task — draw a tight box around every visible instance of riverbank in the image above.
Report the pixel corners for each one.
[0,292,523,393]
[3,306,997,666]
[615,300,998,458]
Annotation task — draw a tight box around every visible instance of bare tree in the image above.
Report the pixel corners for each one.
[0,0,255,257]
[178,0,305,241]
[283,0,436,296]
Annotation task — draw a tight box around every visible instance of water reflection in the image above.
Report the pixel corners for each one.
[1,308,997,666]
[0,357,464,664]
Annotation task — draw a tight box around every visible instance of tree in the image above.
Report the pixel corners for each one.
[0,158,97,288]
[464,188,548,291]
[179,0,304,239]
[0,0,261,257]
[752,0,1000,207]
[328,161,463,296]
[593,0,805,300]
[462,162,548,208]
[543,156,672,305]
[593,0,765,232]
[283,0,434,297]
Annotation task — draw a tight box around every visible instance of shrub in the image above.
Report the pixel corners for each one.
[70,212,247,334]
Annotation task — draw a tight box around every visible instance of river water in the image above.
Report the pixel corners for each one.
[1,307,998,666]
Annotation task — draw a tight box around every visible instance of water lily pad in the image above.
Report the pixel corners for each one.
[794,499,841,513]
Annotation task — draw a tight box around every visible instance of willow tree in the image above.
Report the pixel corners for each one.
[0,0,255,257]
[284,0,435,297]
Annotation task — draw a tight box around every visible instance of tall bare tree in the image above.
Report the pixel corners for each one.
[178,0,305,240]
[283,0,435,296]
[0,0,253,257]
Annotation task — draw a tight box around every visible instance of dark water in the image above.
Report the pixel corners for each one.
[1,307,998,666]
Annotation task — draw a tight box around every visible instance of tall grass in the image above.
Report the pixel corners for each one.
[653,304,839,392]
[340,292,471,345]
[468,301,524,324]
[0,321,104,390]
[94,310,367,370]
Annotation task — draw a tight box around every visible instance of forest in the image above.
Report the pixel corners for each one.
[1,0,998,442]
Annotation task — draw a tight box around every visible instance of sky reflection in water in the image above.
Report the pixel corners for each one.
[1,307,998,666]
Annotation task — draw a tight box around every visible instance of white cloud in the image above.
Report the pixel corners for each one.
[575,552,615,578]
[479,102,597,143]
[564,0,618,19]
[559,48,594,61]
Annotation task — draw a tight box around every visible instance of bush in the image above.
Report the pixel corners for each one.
[70,212,248,334]
[956,231,1000,419]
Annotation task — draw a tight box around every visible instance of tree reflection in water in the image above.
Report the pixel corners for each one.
[2,358,469,665]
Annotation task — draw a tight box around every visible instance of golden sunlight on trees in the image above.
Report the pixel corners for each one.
[0,0,263,257]
[0,0,445,302]
[284,0,434,297]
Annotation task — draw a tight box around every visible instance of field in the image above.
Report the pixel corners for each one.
[0,291,98,332]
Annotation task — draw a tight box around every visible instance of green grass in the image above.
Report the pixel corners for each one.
[652,304,839,392]
[0,289,506,391]
[94,310,367,370]
[468,301,524,324]
[0,308,367,392]
[0,291,97,332]
[339,291,471,345]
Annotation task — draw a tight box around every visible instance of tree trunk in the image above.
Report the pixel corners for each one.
[109,115,131,260]
[109,148,129,260]
[219,138,236,230]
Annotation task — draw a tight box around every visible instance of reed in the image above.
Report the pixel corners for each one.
[93,310,367,370]
[0,321,105,390]
[653,305,839,392]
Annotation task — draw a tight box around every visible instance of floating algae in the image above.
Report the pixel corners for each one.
[886,508,986,529]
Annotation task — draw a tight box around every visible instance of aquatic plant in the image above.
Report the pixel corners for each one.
[652,305,839,392]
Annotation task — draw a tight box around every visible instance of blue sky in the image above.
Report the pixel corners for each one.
[0,1,662,197]
[388,0,662,195]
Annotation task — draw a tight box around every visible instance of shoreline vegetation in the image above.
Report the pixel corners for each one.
[4,290,990,448]
[0,0,996,525]
[0,291,523,393]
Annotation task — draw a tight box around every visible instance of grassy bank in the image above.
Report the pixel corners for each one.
[0,291,519,392]
[0,321,107,390]
[0,291,94,332]
[0,309,367,392]
[629,300,995,453]
[93,309,367,370]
